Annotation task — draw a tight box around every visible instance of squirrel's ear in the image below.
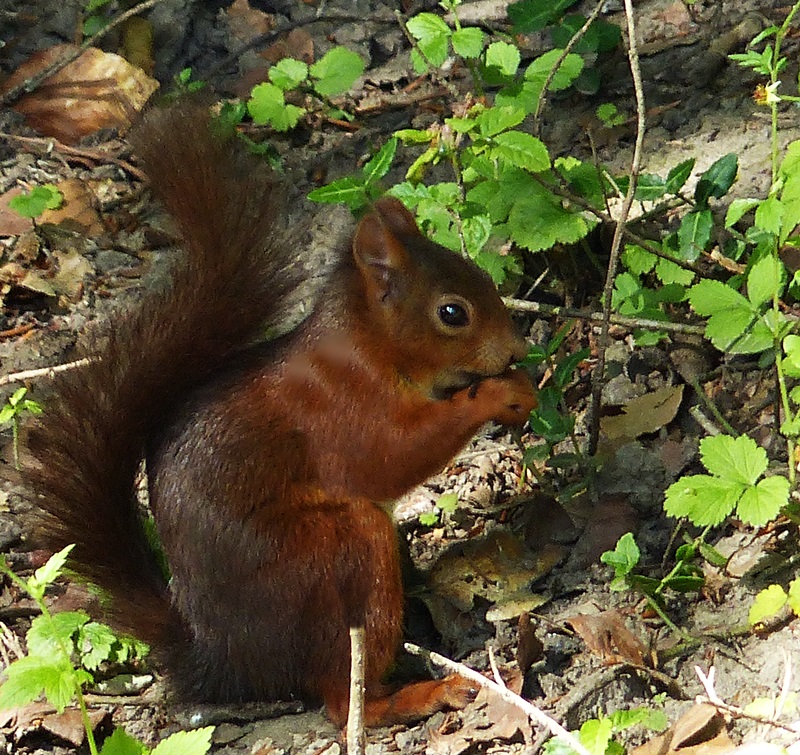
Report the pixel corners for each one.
[371,197,421,238]
[353,201,415,301]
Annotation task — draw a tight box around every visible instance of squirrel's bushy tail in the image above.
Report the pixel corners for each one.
[26,104,299,646]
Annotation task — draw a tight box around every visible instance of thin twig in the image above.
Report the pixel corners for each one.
[347,626,366,755]
[532,0,607,137]
[0,359,92,388]
[588,0,647,455]
[503,297,707,335]
[405,642,594,755]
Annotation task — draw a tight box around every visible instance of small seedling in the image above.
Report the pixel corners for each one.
[419,492,459,526]
[0,546,210,755]
[9,185,63,220]
[0,387,42,470]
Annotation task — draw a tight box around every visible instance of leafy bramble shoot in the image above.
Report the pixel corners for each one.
[663,435,789,527]
[600,532,640,591]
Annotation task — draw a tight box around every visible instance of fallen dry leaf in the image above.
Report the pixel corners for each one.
[567,609,649,666]
[2,44,158,144]
[39,178,104,235]
[631,703,730,755]
[0,188,34,236]
[601,385,684,441]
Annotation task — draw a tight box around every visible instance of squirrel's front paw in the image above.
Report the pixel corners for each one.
[477,368,537,426]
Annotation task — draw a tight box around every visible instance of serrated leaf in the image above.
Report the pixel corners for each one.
[475,106,526,137]
[269,58,308,90]
[484,41,520,76]
[699,434,767,486]
[407,13,451,69]
[524,49,584,93]
[247,83,304,131]
[309,47,364,97]
[737,475,789,526]
[451,27,484,58]
[80,621,117,670]
[27,611,89,658]
[656,258,694,286]
[749,584,787,625]
[622,245,656,275]
[695,153,738,206]
[0,655,59,709]
[490,131,550,172]
[663,475,743,526]
[754,196,783,236]
[665,158,695,194]
[507,0,577,32]
[99,726,147,755]
[579,716,613,755]
[436,492,459,513]
[725,198,760,228]
[32,544,74,589]
[151,726,214,755]
[677,209,712,261]
[508,195,591,251]
[748,254,786,308]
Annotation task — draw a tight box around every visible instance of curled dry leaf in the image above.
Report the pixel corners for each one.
[567,608,649,667]
[39,179,104,236]
[601,385,684,442]
[0,189,34,236]
[2,44,159,144]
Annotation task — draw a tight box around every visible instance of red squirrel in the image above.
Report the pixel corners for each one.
[25,105,537,726]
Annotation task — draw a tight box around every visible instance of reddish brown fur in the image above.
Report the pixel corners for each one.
[26,105,537,726]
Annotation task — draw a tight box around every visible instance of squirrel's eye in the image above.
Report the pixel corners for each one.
[438,300,470,328]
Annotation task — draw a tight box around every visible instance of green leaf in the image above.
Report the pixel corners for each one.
[665,158,695,194]
[508,193,591,252]
[600,532,640,577]
[737,475,789,526]
[247,83,304,131]
[307,177,368,211]
[451,27,485,58]
[664,474,743,526]
[788,579,800,616]
[507,0,578,32]
[725,198,760,228]
[309,47,365,97]
[622,245,657,275]
[699,435,767,486]
[9,185,63,219]
[0,655,60,710]
[407,13,451,69]
[362,138,397,183]
[490,132,550,172]
[475,105,526,137]
[99,726,148,755]
[656,258,694,286]
[269,58,308,90]
[419,511,439,526]
[79,621,117,670]
[747,254,786,308]
[27,611,89,658]
[634,174,666,202]
[754,196,783,236]
[151,727,214,755]
[677,209,712,261]
[695,153,738,206]
[524,49,584,93]
[31,544,74,591]
[749,584,787,625]
[689,280,772,354]
[579,716,613,755]
[484,41,520,76]
[436,492,459,513]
